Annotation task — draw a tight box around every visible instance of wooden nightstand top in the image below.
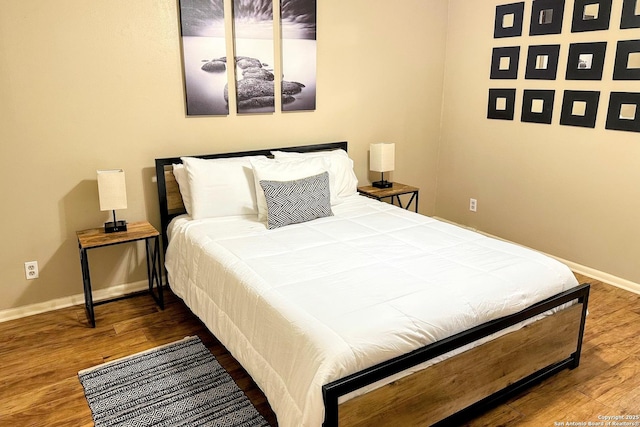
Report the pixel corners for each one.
[357,182,419,199]
[77,221,159,249]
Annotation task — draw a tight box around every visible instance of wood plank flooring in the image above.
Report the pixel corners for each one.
[0,274,638,426]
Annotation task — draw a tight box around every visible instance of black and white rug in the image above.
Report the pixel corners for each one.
[78,336,270,427]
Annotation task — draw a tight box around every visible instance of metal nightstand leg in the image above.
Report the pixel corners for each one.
[391,191,419,212]
[146,236,164,309]
[408,192,419,213]
[79,246,96,328]
[391,195,404,209]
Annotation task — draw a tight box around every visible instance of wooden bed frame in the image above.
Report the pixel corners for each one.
[155,141,590,427]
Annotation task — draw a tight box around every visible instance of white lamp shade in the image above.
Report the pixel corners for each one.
[97,169,127,211]
[370,143,395,172]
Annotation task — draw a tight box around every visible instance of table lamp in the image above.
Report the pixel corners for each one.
[97,169,128,233]
[370,143,395,188]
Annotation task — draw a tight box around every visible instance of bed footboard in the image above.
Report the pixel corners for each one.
[322,283,590,427]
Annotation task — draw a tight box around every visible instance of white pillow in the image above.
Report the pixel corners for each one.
[271,149,358,202]
[181,155,267,219]
[172,164,192,216]
[250,156,330,221]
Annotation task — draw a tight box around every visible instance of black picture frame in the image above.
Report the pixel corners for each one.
[488,89,517,120]
[525,45,561,79]
[621,0,640,29]
[521,90,555,124]
[613,40,640,80]
[565,42,607,80]
[490,46,520,79]
[559,90,600,128]
[571,0,612,32]
[606,92,640,132]
[530,0,566,36]
[494,2,525,38]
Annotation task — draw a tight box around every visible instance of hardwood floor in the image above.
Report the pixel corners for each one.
[0,274,638,426]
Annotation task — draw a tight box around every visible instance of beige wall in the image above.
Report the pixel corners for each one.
[438,1,640,285]
[0,1,448,312]
[4,0,638,317]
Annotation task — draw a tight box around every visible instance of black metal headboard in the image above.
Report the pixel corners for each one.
[154,141,348,254]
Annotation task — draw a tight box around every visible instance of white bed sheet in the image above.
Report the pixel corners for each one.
[165,194,579,427]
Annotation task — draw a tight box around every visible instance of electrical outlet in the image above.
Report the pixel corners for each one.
[469,198,477,212]
[25,261,39,280]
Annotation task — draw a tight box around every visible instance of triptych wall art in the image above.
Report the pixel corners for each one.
[488,0,640,133]
[179,0,317,116]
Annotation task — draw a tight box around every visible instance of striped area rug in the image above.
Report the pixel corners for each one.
[78,336,269,427]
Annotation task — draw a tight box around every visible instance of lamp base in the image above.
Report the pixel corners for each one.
[372,180,393,189]
[104,220,127,233]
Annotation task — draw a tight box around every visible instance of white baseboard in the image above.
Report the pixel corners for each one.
[433,216,640,296]
[0,280,150,324]
[564,262,640,295]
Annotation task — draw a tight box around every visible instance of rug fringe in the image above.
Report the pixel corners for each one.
[77,336,199,375]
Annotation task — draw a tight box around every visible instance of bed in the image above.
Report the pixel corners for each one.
[155,141,589,427]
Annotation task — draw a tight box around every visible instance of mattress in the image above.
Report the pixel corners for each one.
[165,194,579,427]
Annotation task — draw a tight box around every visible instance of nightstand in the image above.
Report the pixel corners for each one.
[357,183,419,212]
[77,221,164,327]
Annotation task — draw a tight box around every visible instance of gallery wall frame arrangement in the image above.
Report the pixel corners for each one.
[620,0,640,29]
[606,92,640,132]
[613,39,640,80]
[488,88,517,120]
[488,0,640,132]
[521,89,555,123]
[529,0,565,35]
[571,0,612,33]
[565,42,607,80]
[525,44,561,79]
[560,90,601,128]
[491,46,521,79]
[178,0,317,116]
[494,2,525,38]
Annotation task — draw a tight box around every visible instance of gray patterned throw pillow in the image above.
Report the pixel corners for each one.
[260,171,333,229]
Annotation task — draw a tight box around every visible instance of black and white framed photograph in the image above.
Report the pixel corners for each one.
[494,2,525,38]
[559,90,600,128]
[565,42,607,80]
[571,0,612,32]
[490,46,520,79]
[525,45,561,79]
[488,88,517,120]
[606,92,640,132]
[281,0,317,111]
[179,0,229,116]
[613,39,640,80]
[530,0,566,36]
[620,0,640,29]
[521,90,555,124]
[232,0,276,114]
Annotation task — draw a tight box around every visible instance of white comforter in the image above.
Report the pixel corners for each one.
[165,194,579,427]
